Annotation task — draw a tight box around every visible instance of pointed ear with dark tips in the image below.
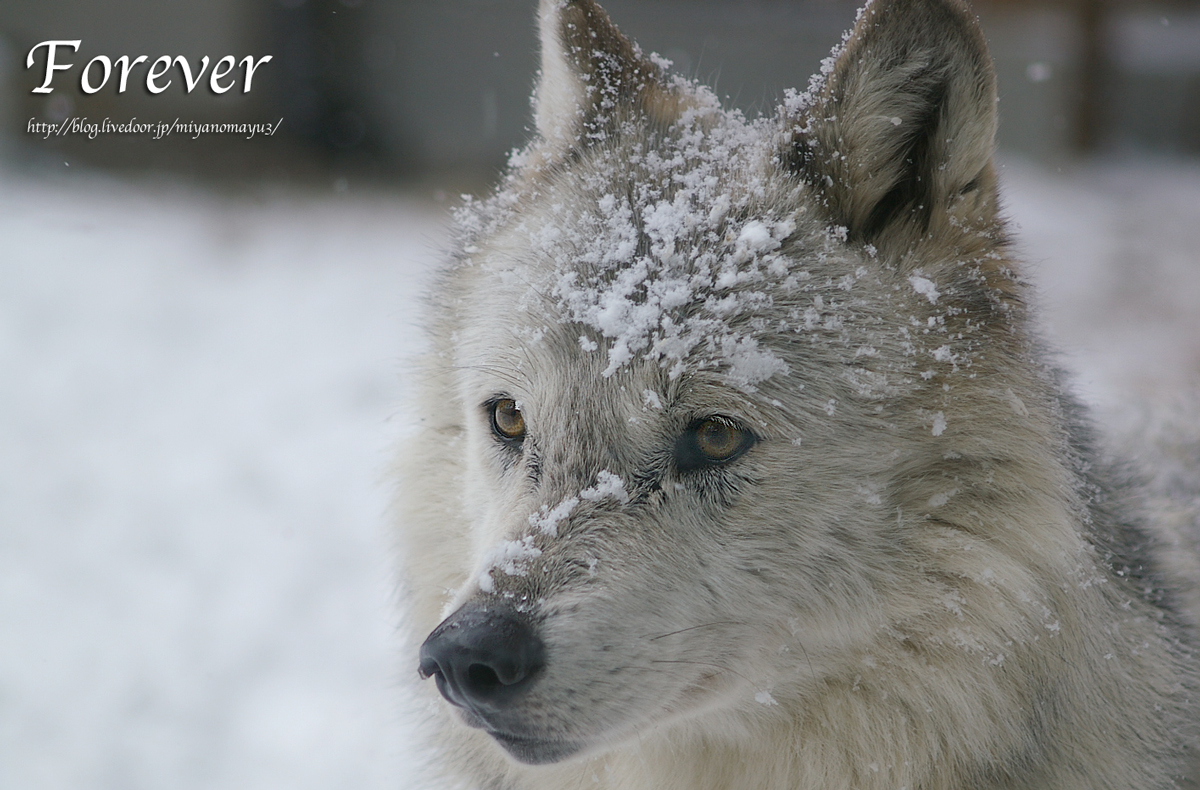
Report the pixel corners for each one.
[786,0,1000,251]
[533,0,681,152]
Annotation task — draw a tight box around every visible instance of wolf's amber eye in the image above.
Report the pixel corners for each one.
[676,417,755,471]
[695,418,746,460]
[490,398,526,441]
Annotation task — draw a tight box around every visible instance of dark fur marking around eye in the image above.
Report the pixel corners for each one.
[526,448,543,484]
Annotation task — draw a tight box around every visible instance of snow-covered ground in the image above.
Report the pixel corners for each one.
[0,174,445,790]
[1,158,1198,789]
[1003,159,1200,414]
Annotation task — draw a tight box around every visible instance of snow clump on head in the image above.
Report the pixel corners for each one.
[542,96,798,389]
[459,79,826,391]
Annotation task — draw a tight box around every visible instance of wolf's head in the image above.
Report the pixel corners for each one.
[410,0,1047,769]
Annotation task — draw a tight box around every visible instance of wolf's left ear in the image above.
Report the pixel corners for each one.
[533,0,681,152]
[786,0,1000,249]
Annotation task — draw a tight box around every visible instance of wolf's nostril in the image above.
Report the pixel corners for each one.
[467,662,503,693]
[417,655,443,681]
[419,603,546,714]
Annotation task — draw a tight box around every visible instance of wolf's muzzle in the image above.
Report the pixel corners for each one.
[418,602,546,716]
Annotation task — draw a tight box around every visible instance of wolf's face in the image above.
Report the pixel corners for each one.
[417,0,1012,766]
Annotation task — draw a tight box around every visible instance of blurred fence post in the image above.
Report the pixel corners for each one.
[1074,0,1107,152]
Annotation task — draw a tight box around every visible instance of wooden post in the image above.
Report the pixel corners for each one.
[1074,0,1106,152]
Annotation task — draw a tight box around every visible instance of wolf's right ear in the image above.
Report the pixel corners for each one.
[532,0,681,153]
[785,0,1001,252]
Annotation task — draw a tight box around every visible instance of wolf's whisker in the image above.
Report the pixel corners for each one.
[644,621,741,641]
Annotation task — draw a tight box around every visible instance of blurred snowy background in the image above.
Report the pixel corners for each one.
[0,175,447,789]
[1,0,1199,788]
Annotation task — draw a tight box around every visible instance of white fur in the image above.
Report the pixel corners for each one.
[533,0,583,148]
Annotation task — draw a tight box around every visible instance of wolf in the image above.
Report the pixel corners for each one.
[396,0,1200,788]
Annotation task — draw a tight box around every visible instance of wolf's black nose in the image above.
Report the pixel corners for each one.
[418,603,546,713]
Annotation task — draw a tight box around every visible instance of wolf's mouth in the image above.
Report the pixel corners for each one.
[452,702,584,764]
[487,729,584,765]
